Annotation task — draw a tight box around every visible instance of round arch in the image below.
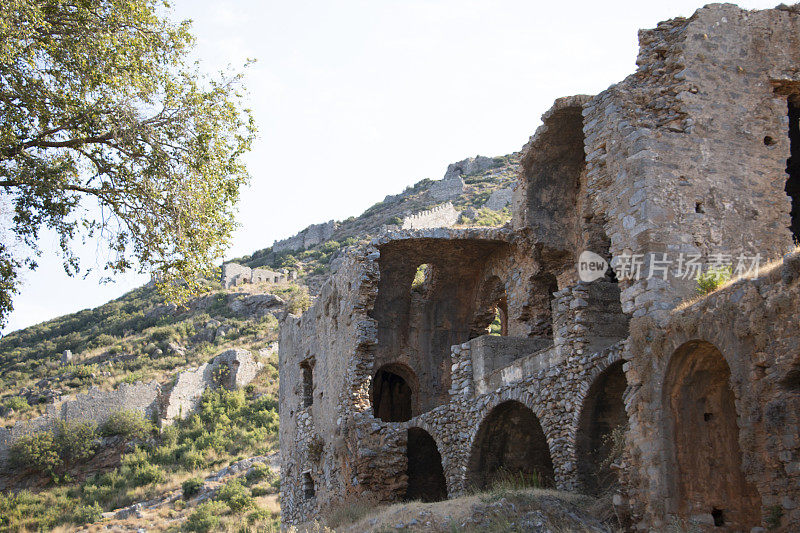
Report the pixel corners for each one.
[466,400,555,490]
[575,360,628,495]
[371,362,419,422]
[662,339,761,529]
[405,427,448,502]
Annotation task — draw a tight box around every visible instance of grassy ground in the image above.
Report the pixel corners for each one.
[0,367,281,532]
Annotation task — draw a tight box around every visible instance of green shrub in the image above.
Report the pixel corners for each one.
[696,265,732,294]
[55,421,98,463]
[73,502,103,524]
[245,462,275,485]
[184,501,225,532]
[10,421,99,475]
[10,431,62,474]
[182,477,205,497]
[148,326,177,343]
[216,479,255,512]
[247,507,276,524]
[4,396,30,412]
[100,410,152,440]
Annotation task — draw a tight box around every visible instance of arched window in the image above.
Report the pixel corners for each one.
[371,363,418,422]
[470,276,509,338]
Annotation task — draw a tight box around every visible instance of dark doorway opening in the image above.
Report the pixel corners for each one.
[786,99,800,241]
[404,428,448,502]
[372,364,416,422]
[466,400,555,490]
[576,361,628,495]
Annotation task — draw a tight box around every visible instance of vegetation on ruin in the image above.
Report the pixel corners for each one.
[0,0,256,328]
[696,266,733,294]
[0,372,280,531]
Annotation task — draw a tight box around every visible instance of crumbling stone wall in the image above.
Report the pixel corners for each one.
[0,381,160,466]
[163,348,261,423]
[401,202,459,230]
[623,254,800,530]
[272,220,337,253]
[279,5,800,530]
[0,348,262,468]
[221,262,288,289]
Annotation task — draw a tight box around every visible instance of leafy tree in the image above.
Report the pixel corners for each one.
[0,0,256,327]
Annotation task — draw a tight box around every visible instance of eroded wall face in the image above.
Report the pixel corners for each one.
[371,238,509,414]
[583,6,800,321]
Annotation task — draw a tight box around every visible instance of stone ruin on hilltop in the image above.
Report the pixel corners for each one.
[278,5,800,531]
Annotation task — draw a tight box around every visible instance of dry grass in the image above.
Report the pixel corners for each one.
[327,487,607,533]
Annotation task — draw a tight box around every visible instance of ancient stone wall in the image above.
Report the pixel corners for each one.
[221,263,288,288]
[583,5,800,323]
[278,5,800,530]
[0,349,262,468]
[401,202,459,230]
[0,381,160,466]
[623,253,800,530]
[272,221,337,253]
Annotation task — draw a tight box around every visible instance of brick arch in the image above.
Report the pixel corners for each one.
[402,417,456,491]
[404,426,448,502]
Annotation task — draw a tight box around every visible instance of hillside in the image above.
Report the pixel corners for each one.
[0,152,520,532]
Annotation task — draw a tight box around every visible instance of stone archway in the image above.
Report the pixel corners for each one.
[663,340,761,529]
[405,427,448,502]
[371,363,418,422]
[576,361,627,495]
[466,400,555,490]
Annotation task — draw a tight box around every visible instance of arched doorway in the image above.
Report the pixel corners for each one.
[371,363,418,422]
[466,400,555,490]
[663,340,761,529]
[576,361,627,495]
[405,428,448,502]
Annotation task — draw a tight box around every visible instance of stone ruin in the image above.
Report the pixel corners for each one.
[272,220,338,253]
[278,5,800,531]
[401,202,459,230]
[221,262,296,289]
[0,348,261,477]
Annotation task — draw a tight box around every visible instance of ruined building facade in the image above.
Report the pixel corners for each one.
[279,5,800,530]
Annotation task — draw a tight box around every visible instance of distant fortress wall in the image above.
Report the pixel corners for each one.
[401,202,459,230]
[221,263,296,289]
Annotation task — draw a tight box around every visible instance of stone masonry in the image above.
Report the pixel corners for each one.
[279,5,800,532]
[0,348,261,472]
[401,202,459,230]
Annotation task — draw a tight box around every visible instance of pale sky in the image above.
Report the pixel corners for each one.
[2,0,779,334]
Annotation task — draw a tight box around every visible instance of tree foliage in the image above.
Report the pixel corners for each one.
[0,0,256,327]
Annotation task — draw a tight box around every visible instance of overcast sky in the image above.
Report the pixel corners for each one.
[2,0,778,334]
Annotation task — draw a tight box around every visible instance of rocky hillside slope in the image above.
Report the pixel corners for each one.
[0,152,520,532]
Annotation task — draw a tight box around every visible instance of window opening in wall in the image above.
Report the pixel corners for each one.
[302,472,315,499]
[487,304,507,336]
[300,360,313,408]
[786,99,800,242]
[410,263,434,295]
[712,508,725,527]
[372,364,415,422]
